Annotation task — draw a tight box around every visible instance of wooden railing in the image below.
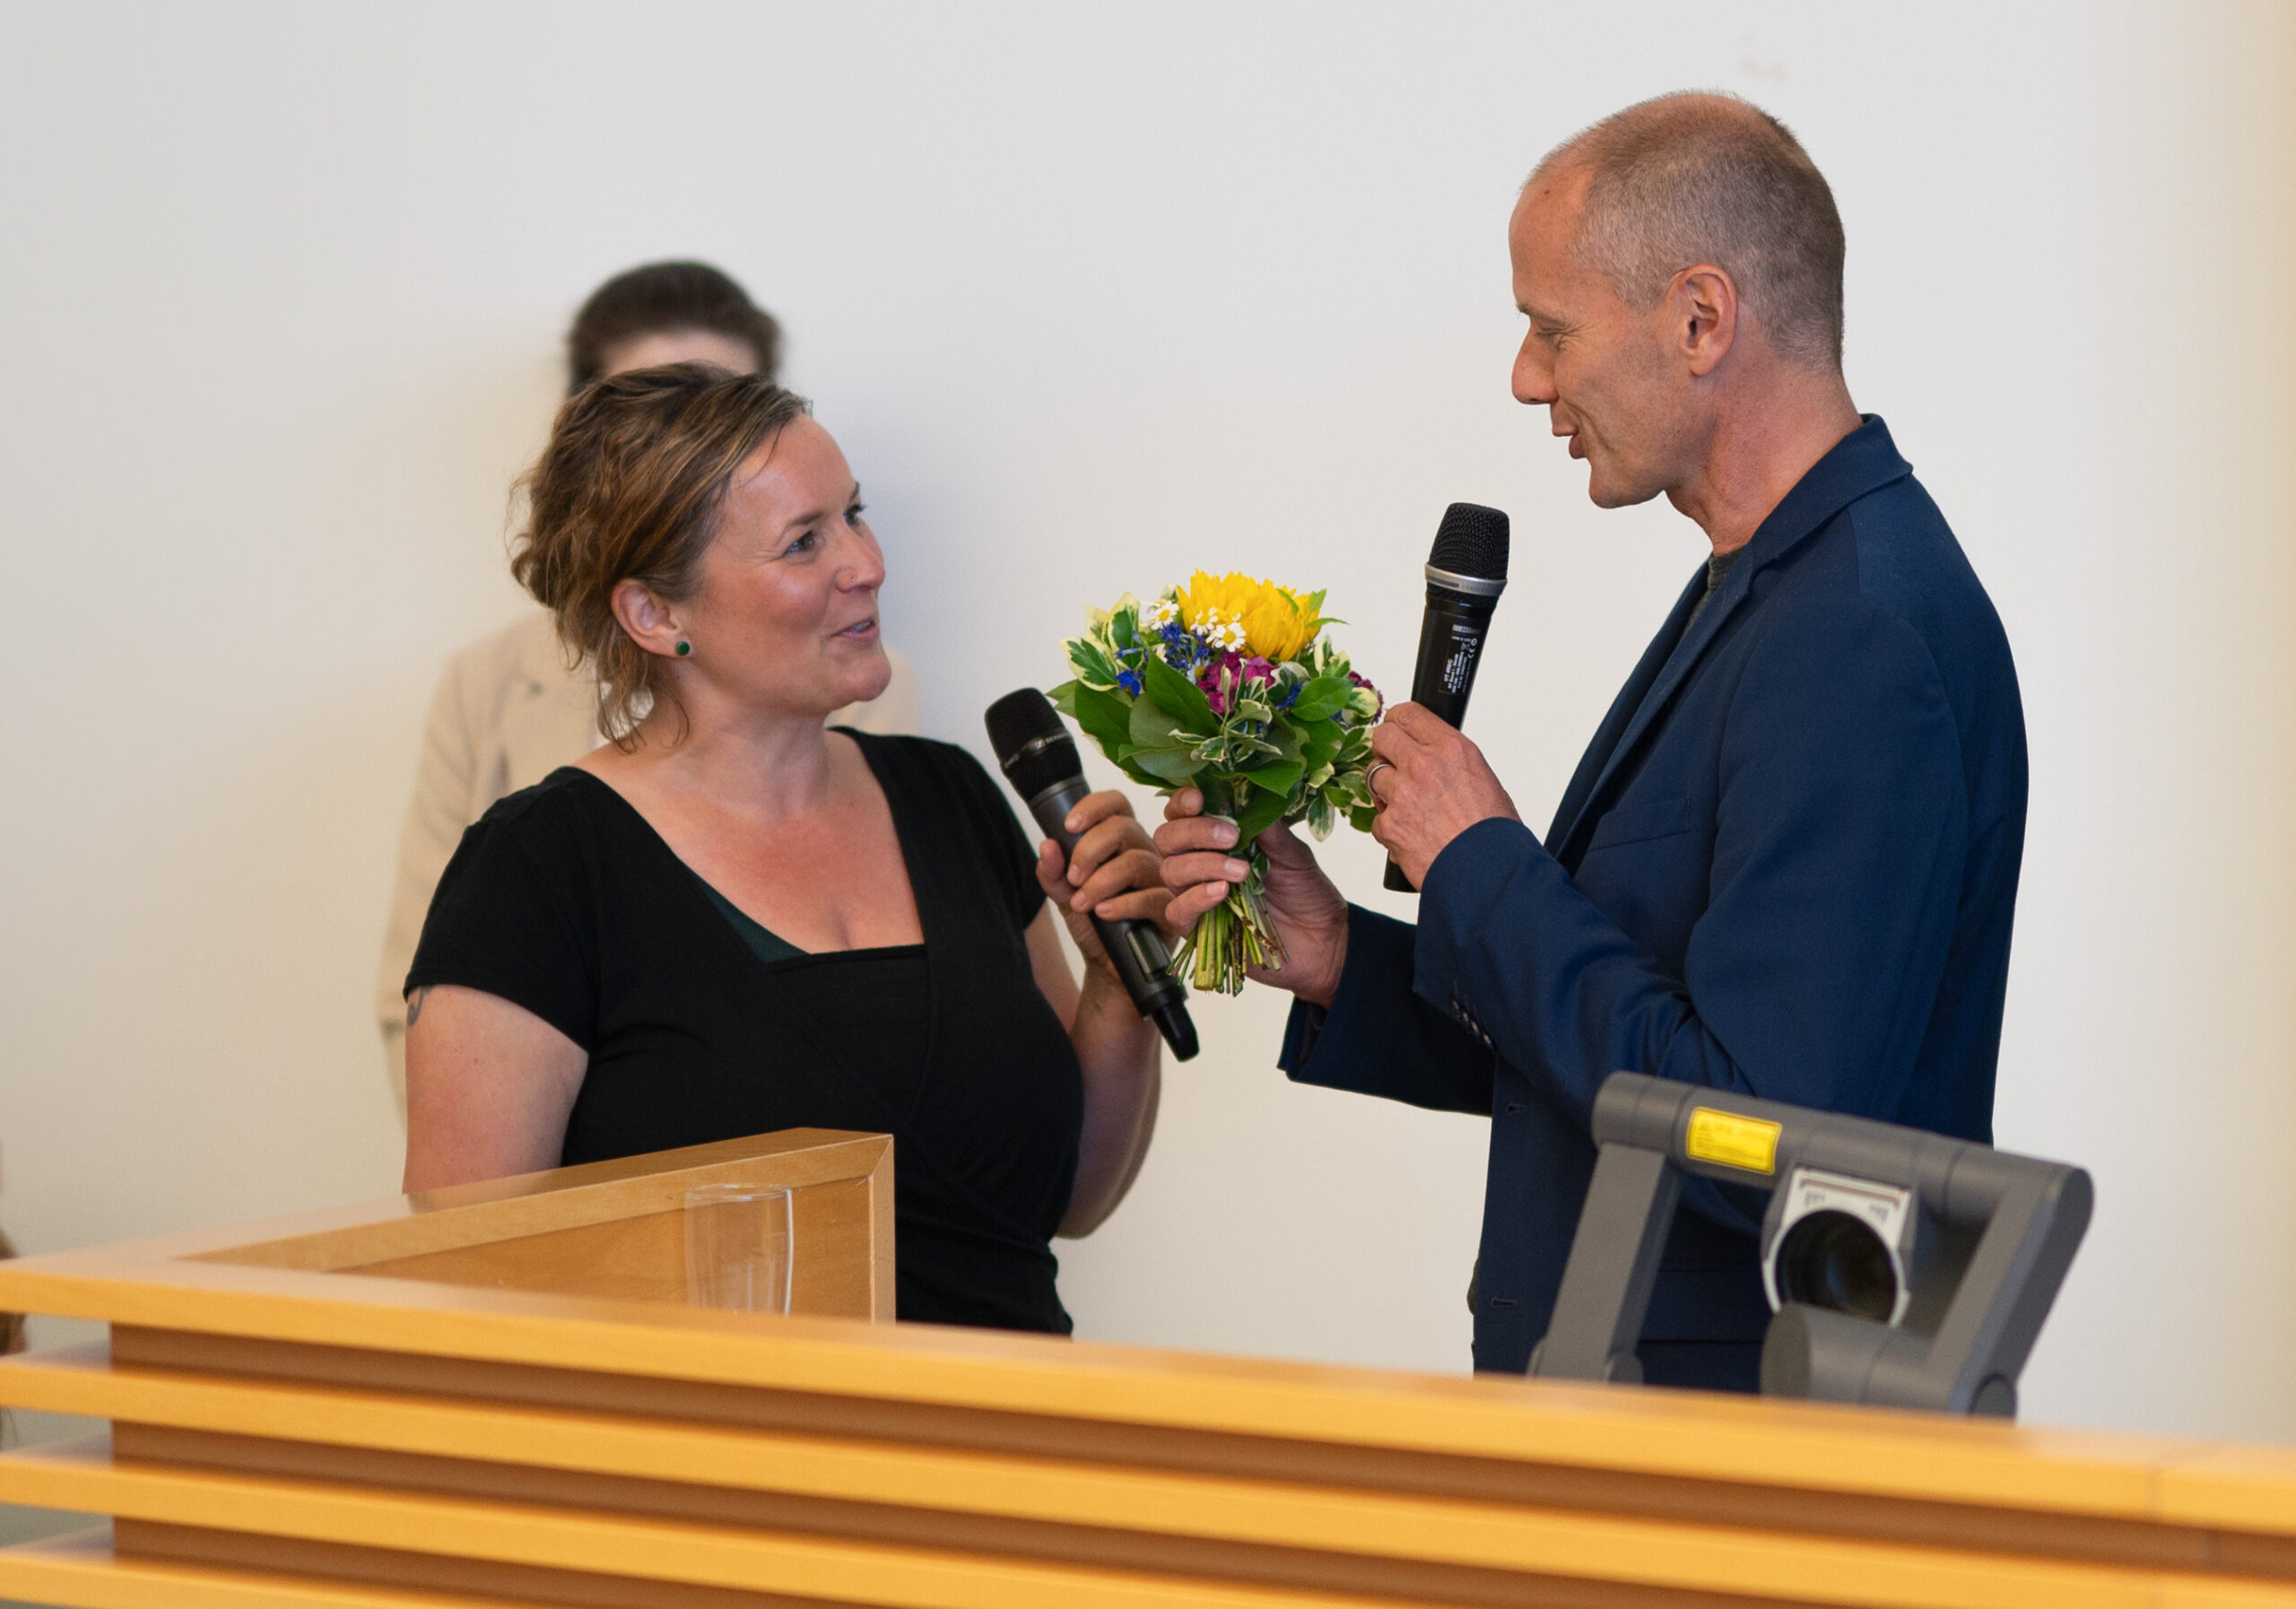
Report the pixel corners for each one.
[1,1128,2292,1608]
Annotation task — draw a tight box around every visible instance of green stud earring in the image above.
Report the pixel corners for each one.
[675,640,691,657]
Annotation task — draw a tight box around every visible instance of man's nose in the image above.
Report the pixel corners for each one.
[1512,340,1556,406]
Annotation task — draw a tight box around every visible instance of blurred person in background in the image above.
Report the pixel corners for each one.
[378,262,918,1107]
[0,1228,20,1360]
[401,368,1169,1332]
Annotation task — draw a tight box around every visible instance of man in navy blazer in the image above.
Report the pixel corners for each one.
[1158,93,2025,1392]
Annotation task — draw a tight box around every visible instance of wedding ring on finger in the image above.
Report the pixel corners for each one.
[1365,759,1395,807]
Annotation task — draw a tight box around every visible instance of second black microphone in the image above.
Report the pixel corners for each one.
[1384,501,1511,891]
[986,688,1200,1060]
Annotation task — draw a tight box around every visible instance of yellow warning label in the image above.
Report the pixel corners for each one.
[1684,1108,1781,1175]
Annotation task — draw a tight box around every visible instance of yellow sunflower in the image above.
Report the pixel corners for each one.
[1176,571,1321,662]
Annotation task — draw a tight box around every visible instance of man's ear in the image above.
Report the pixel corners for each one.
[1673,263,1738,377]
[609,578,684,658]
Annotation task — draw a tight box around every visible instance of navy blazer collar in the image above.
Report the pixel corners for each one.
[1547,416,1914,860]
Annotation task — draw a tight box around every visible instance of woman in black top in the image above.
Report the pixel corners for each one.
[403,368,1173,1335]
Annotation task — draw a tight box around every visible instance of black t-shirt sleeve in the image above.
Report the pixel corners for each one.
[404,794,598,1048]
[936,742,1050,935]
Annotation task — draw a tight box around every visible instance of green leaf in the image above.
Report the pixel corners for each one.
[1109,745,1178,788]
[1140,653,1219,735]
[1065,683,1135,760]
[1128,695,1193,752]
[1306,794,1336,840]
[1247,758,1305,796]
[1065,638,1124,690]
[1232,783,1291,841]
[1288,675,1353,724]
[1131,746,1206,784]
[1329,769,1375,810]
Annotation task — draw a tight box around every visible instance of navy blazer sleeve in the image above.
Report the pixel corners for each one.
[1413,589,1968,1135]
[1277,903,1494,1115]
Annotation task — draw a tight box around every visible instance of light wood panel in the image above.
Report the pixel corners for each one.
[4,1127,2295,1609]
[6,1344,2288,1581]
[14,1435,2274,1609]
[341,1176,876,1318]
[114,1524,886,1609]
[0,1528,540,1609]
[0,1258,2187,1518]
[197,1129,891,1312]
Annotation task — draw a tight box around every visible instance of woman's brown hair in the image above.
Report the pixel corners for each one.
[510,365,811,744]
[565,261,782,394]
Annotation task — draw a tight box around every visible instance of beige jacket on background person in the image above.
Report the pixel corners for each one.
[375,611,919,1113]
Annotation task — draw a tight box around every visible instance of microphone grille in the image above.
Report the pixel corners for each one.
[985,687,1069,766]
[1428,502,1510,582]
[986,688,1087,800]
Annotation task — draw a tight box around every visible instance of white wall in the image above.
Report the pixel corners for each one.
[0,2,2290,1441]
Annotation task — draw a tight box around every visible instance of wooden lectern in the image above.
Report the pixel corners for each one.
[4,1127,2296,1609]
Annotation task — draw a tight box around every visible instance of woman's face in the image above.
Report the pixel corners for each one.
[676,415,892,720]
[601,327,760,378]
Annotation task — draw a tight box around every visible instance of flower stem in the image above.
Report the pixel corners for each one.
[1170,842,1286,996]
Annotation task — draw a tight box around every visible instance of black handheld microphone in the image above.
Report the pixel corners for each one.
[985,689,1200,1061]
[1383,501,1511,891]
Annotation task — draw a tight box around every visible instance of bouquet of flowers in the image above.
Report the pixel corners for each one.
[1052,571,1385,995]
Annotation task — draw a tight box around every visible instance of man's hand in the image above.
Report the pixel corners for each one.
[1368,703,1521,888]
[1154,789,1351,1006]
[1035,791,1173,978]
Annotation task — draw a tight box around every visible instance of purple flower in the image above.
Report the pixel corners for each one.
[1240,656,1276,686]
[1196,650,1242,716]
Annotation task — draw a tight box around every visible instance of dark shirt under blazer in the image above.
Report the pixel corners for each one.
[1281,417,2028,1390]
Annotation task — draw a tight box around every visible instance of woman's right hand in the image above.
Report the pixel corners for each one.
[1154,788,1352,1006]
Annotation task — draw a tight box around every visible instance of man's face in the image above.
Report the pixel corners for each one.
[1509,170,1698,509]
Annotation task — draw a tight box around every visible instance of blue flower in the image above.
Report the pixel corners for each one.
[1117,668,1144,695]
[1159,622,1203,667]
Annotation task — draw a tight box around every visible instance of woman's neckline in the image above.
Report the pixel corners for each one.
[550,742,927,960]
[696,868,924,966]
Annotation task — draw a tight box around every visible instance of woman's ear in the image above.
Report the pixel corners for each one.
[609,578,685,658]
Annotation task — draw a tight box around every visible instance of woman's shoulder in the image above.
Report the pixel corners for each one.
[841,730,1004,799]
[457,766,639,868]
[474,764,613,828]
[841,730,1045,932]
[843,730,1033,864]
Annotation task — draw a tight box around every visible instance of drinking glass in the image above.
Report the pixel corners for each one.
[683,1184,794,1313]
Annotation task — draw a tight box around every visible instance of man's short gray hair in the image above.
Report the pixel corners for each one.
[1535,92,1845,370]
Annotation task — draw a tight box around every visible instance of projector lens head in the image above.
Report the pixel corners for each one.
[1773,1209,1900,1323]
